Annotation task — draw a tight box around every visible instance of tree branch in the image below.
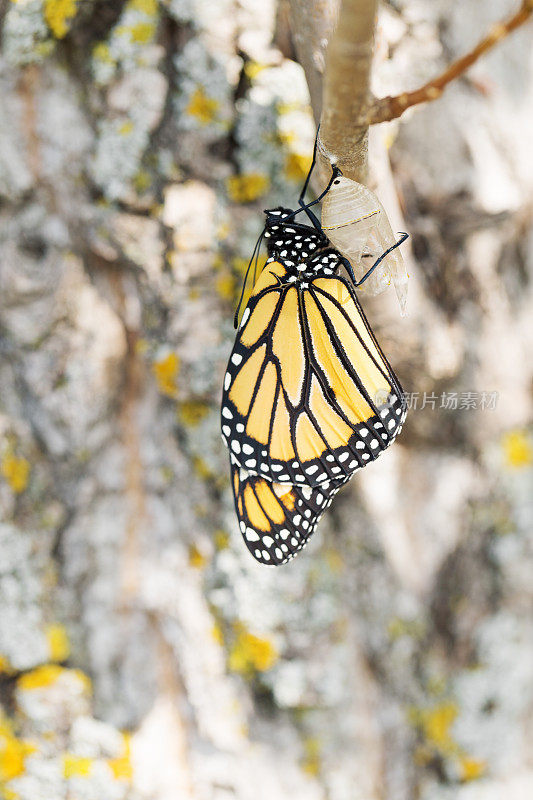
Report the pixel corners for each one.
[366,0,533,126]
[288,0,339,123]
[318,0,377,184]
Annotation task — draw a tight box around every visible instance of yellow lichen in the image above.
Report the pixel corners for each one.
[301,737,321,777]
[1,451,30,493]
[93,42,114,64]
[408,700,483,781]
[214,529,230,550]
[217,222,231,240]
[186,87,220,126]
[212,253,224,271]
[152,352,180,398]
[178,400,210,427]
[46,624,71,663]
[44,0,78,38]
[502,430,532,468]
[243,61,266,80]
[0,655,13,675]
[387,616,426,641]
[129,22,155,43]
[107,734,133,781]
[211,624,224,645]
[194,502,208,518]
[459,755,486,782]
[228,627,278,675]
[17,665,91,694]
[188,544,208,569]
[135,338,150,355]
[211,625,223,645]
[0,715,35,783]
[216,272,237,302]
[63,754,93,778]
[227,174,270,204]
[192,456,213,481]
[129,0,157,12]
[17,664,63,690]
[324,548,343,573]
[419,702,458,752]
[159,465,174,484]
[119,120,134,136]
[284,152,311,183]
[426,674,447,697]
[134,169,151,192]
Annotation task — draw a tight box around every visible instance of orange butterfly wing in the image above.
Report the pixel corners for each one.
[221,261,406,488]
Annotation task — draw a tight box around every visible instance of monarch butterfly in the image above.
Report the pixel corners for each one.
[321,175,409,314]
[221,208,407,489]
[230,457,345,565]
[221,145,408,564]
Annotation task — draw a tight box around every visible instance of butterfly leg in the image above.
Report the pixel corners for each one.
[354,232,409,287]
[293,165,342,227]
[292,126,342,229]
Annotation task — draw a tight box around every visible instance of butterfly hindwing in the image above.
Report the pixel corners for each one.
[230,458,344,565]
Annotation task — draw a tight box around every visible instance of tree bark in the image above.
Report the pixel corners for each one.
[1,1,533,799]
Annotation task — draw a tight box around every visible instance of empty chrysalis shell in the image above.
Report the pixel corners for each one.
[321,175,409,315]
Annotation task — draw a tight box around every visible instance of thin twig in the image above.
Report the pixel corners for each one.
[366,0,533,126]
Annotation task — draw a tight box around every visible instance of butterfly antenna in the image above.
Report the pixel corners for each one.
[291,126,342,229]
[252,227,265,285]
[298,125,319,206]
[233,228,265,328]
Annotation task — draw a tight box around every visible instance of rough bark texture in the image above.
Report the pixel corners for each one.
[0,1,532,799]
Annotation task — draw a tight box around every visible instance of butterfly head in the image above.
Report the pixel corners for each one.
[263,207,330,271]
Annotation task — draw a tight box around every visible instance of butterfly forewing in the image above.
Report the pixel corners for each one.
[221,261,407,487]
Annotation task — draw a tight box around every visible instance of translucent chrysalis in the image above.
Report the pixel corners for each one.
[321,175,409,314]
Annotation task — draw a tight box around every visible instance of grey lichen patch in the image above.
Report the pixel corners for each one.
[2,0,53,66]
[90,68,168,201]
[163,0,195,25]
[91,0,161,87]
[87,0,167,201]
[0,523,55,671]
[173,39,233,151]
[0,67,35,199]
